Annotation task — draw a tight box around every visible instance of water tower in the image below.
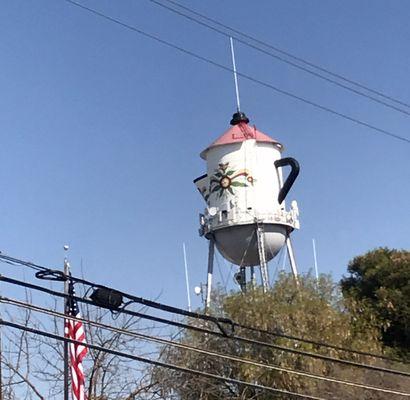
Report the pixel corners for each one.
[194,110,300,307]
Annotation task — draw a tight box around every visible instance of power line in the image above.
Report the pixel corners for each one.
[62,0,410,144]
[0,252,406,365]
[0,254,234,336]
[156,0,410,111]
[0,319,329,400]
[235,322,402,363]
[147,0,410,118]
[4,296,409,397]
[0,253,45,272]
[0,274,408,378]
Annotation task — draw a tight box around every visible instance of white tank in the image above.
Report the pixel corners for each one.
[194,112,300,267]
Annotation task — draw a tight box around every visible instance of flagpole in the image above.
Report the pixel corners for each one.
[63,245,70,400]
[0,327,3,400]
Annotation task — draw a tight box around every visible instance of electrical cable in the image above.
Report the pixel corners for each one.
[0,319,330,400]
[0,253,47,272]
[65,275,235,336]
[234,321,403,363]
[0,252,403,367]
[0,254,235,336]
[156,0,410,110]
[3,296,409,397]
[0,274,408,377]
[62,0,410,145]
[147,0,410,117]
[0,253,406,364]
[0,252,406,364]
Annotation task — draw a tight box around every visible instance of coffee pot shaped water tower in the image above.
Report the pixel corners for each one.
[194,111,300,307]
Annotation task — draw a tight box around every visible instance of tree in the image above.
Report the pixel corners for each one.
[341,248,410,356]
[152,274,408,399]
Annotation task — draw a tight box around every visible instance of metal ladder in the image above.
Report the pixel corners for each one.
[256,223,269,292]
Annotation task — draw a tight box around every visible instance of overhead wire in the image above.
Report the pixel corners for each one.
[0,254,235,336]
[3,296,409,397]
[0,253,407,365]
[0,319,330,400]
[62,0,410,145]
[3,3,408,391]
[0,253,46,272]
[1,252,407,364]
[0,252,405,367]
[0,273,408,377]
[147,0,410,117]
[235,321,405,364]
[155,0,410,110]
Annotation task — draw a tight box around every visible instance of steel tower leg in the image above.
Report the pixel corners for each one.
[205,237,215,310]
[234,267,247,292]
[239,266,247,292]
[286,236,299,285]
[250,266,256,288]
[256,224,269,292]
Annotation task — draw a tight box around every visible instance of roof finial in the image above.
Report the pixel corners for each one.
[229,37,249,126]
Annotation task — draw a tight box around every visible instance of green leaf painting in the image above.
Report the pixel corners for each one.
[231,181,247,187]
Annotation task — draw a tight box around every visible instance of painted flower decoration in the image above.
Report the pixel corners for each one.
[210,162,255,197]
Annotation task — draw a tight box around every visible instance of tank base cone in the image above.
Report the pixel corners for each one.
[213,223,287,266]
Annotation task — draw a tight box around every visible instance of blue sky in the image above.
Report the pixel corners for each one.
[0,0,409,311]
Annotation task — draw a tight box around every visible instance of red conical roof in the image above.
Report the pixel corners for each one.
[200,122,282,159]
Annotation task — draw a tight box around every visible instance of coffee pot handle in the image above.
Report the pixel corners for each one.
[274,157,300,204]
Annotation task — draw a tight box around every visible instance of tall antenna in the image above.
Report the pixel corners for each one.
[182,243,192,312]
[229,37,241,112]
[312,238,319,283]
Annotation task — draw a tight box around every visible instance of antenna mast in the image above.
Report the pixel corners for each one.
[312,238,319,283]
[229,37,241,112]
[182,243,192,312]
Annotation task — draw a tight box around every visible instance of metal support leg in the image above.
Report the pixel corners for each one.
[256,224,269,292]
[205,237,215,310]
[236,266,247,292]
[286,236,299,285]
[250,266,256,289]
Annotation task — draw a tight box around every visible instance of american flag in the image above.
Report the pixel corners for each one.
[65,278,88,400]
